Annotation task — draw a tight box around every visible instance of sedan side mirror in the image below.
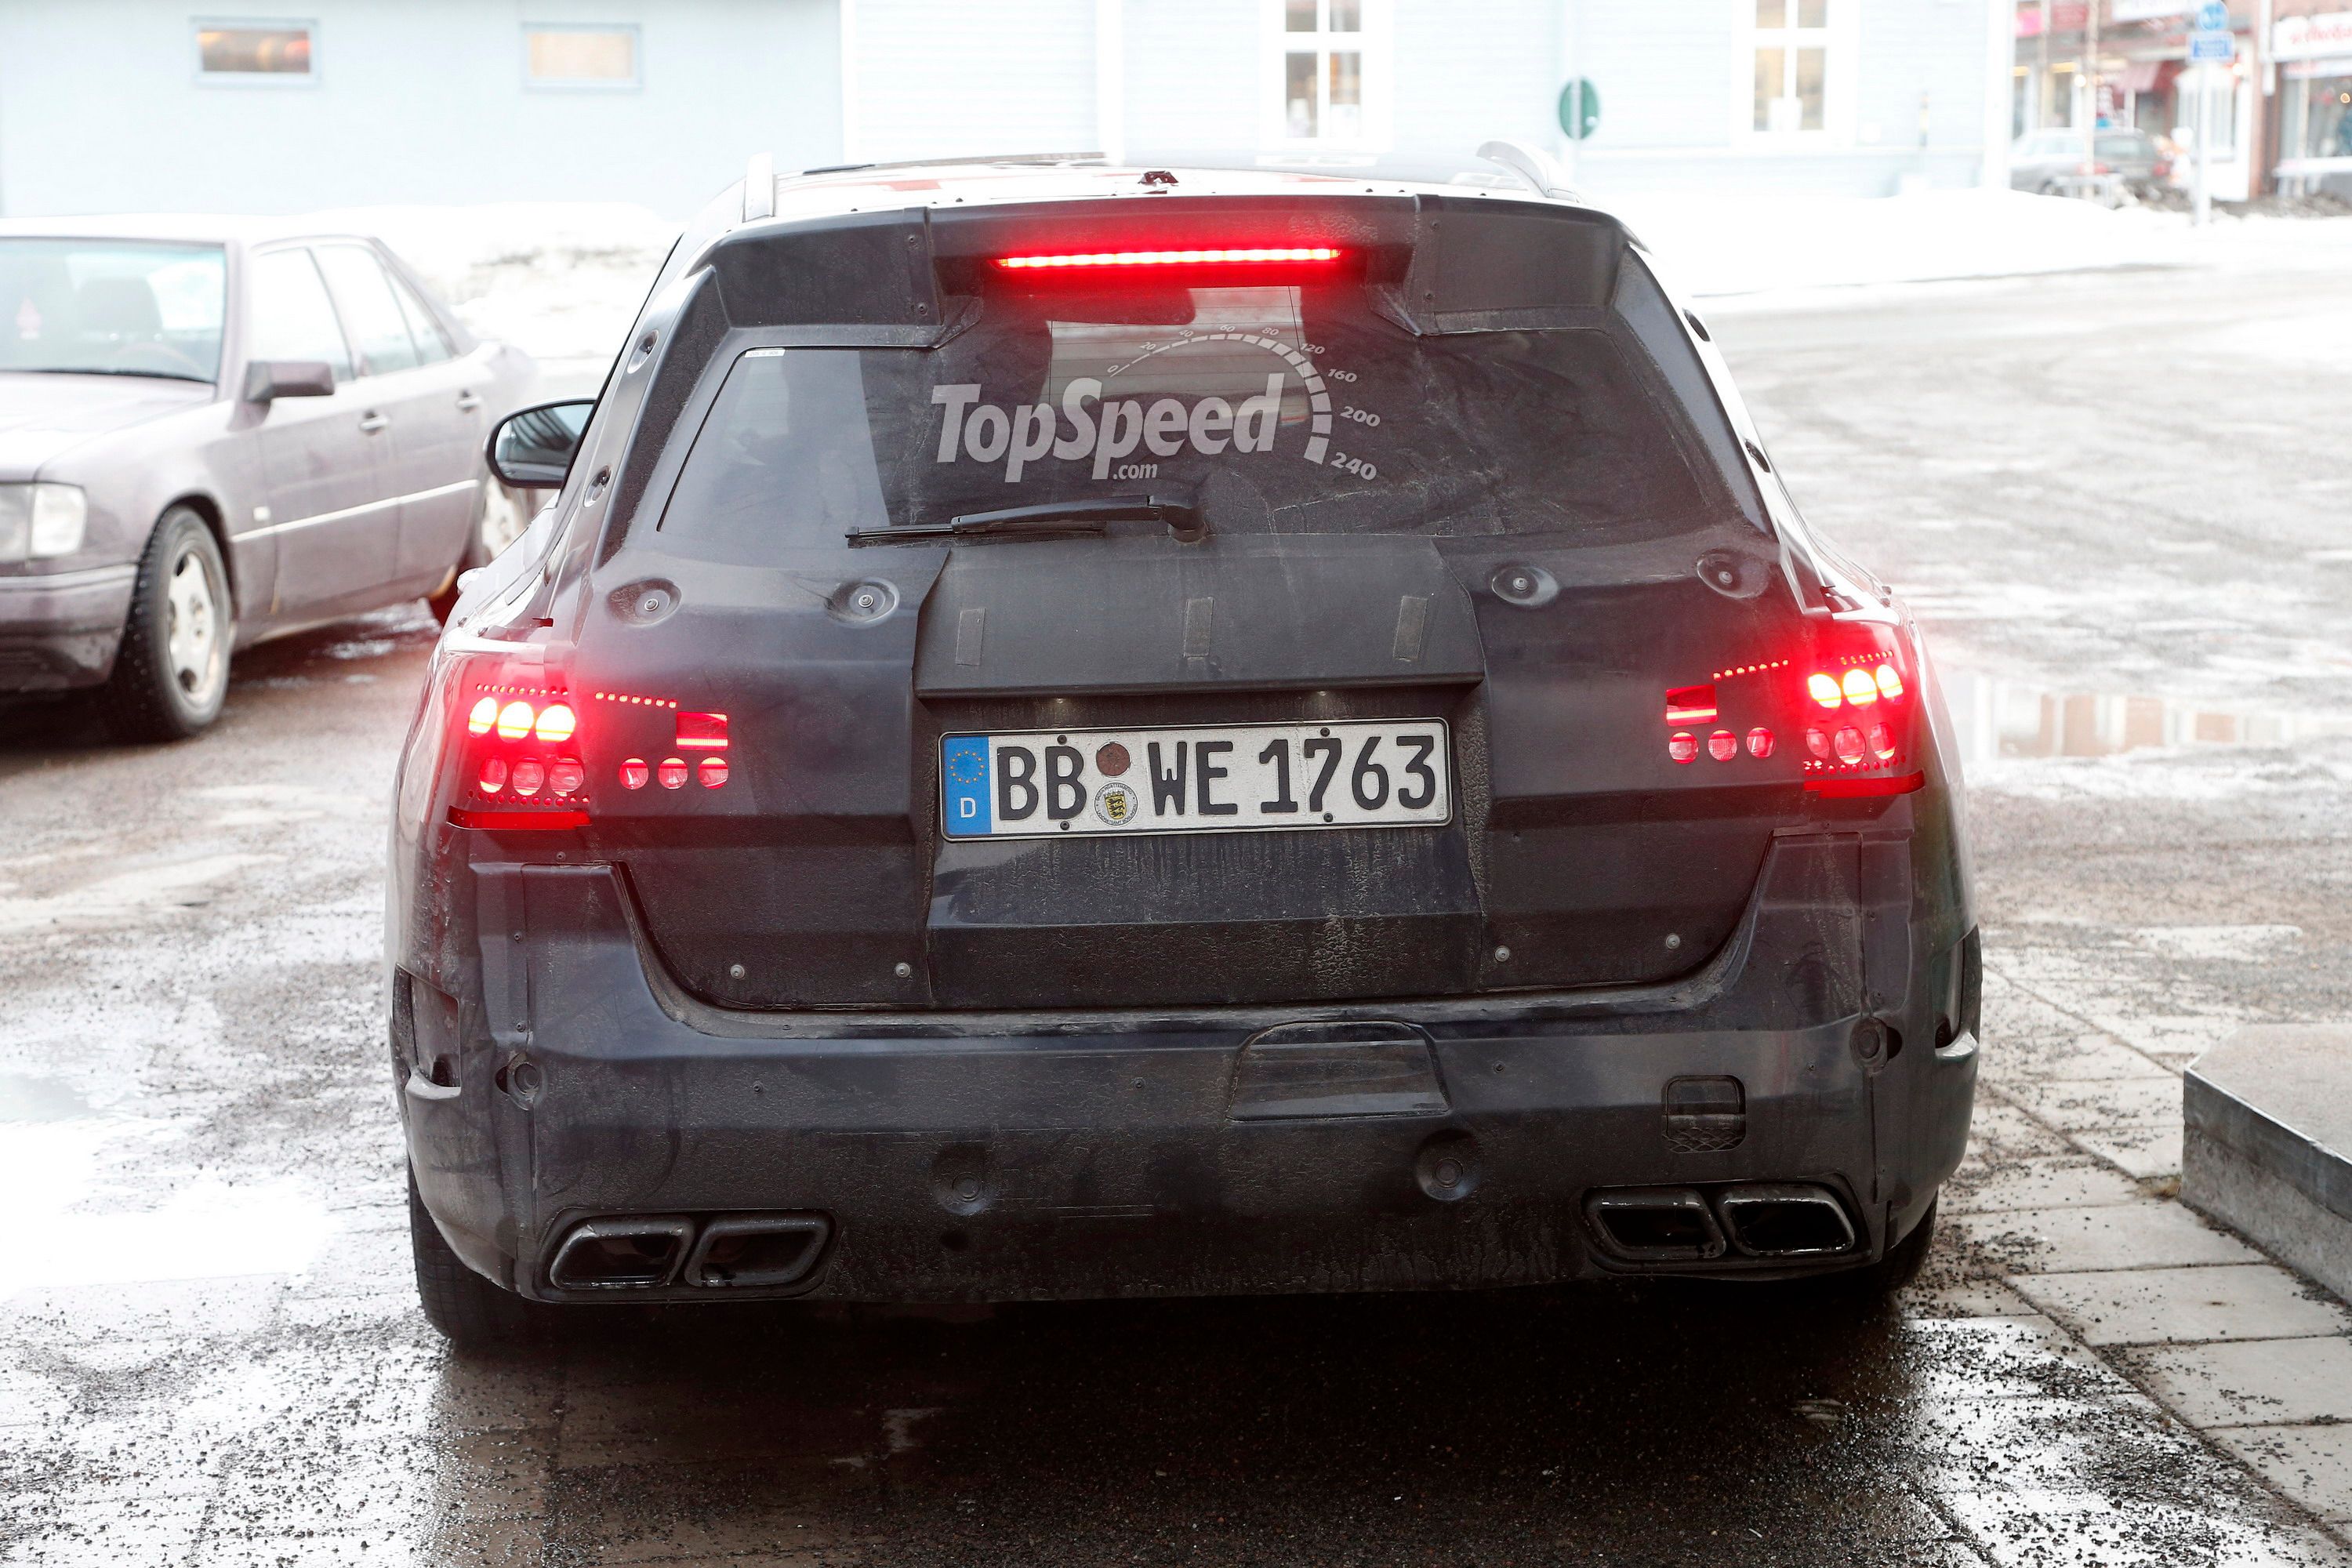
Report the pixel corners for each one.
[241,359,336,402]
[487,399,595,488]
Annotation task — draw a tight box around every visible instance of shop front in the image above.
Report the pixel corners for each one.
[2274,9,2352,194]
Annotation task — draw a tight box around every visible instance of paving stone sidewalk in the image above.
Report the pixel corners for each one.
[1917,953,2352,1539]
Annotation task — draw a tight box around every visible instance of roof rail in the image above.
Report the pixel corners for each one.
[786,151,1107,184]
[742,152,775,222]
[1475,140,1579,201]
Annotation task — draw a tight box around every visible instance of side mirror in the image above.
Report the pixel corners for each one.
[487,399,595,488]
[241,359,336,402]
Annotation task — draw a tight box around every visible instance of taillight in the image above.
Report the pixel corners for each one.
[437,665,740,830]
[442,666,589,831]
[1796,630,1927,798]
[1665,630,1926,797]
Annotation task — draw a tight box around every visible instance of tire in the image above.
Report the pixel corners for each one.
[409,1169,547,1352]
[1844,1196,1939,1300]
[98,505,231,742]
[428,477,526,625]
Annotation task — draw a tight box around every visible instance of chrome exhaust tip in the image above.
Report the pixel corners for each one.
[1584,1186,1728,1262]
[1715,1184,1857,1258]
[547,1216,695,1290]
[683,1213,833,1289]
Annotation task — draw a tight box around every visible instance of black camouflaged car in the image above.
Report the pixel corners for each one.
[389,152,1978,1348]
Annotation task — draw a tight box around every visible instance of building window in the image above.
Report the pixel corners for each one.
[194,20,314,80]
[1751,0,1830,133]
[524,24,641,89]
[2280,64,2352,169]
[1276,0,1366,143]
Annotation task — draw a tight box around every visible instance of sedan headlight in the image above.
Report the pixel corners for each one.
[0,483,89,562]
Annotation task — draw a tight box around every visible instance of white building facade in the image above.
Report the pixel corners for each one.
[0,1,2010,219]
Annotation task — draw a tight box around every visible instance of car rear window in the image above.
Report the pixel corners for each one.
[654,278,1720,563]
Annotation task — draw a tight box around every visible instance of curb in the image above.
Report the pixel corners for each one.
[2183,1025,2352,1305]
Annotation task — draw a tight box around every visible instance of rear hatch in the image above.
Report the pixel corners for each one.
[566,190,1820,1011]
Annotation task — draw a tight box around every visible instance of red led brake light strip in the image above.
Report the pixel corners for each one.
[994,246,1344,270]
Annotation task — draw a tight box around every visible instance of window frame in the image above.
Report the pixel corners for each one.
[1733,0,1854,147]
[311,242,431,379]
[241,244,358,383]
[191,16,319,88]
[1260,0,1390,152]
[520,22,644,93]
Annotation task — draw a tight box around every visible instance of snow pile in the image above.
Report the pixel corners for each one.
[1611,186,2352,303]
[301,201,676,370]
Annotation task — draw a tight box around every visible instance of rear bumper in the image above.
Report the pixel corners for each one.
[0,564,134,691]
[396,829,1980,1304]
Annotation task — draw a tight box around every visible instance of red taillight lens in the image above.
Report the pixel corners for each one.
[535,703,576,744]
[443,670,590,832]
[618,757,649,790]
[699,757,729,789]
[1668,731,1699,764]
[996,245,1343,270]
[1665,684,1718,724]
[1746,727,1774,759]
[1708,729,1738,762]
[676,711,728,750]
[657,757,689,789]
[1797,628,1924,799]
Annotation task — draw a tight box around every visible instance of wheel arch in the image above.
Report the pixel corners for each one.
[158,492,239,620]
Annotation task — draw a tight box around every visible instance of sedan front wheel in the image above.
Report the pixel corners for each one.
[100,506,231,742]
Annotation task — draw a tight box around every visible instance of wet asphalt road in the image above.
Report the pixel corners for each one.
[5,239,2352,1565]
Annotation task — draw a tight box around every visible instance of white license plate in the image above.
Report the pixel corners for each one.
[940,720,1451,840]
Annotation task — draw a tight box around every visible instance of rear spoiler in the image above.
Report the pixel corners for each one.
[696,194,1632,344]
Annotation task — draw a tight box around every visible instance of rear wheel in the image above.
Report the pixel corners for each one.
[409,1170,548,1352]
[1840,1195,1938,1301]
[99,505,230,742]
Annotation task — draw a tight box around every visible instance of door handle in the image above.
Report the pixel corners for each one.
[456,391,482,413]
[358,412,389,434]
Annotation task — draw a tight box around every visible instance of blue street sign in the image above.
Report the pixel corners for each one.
[2189,30,2236,60]
[2194,1,2230,31]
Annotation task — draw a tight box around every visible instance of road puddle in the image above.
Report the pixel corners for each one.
[1941,670,2352,764]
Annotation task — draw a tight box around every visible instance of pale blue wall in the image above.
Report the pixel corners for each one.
[0,0,841,218]
[849,0,1098,162]
[0,0,1998,218]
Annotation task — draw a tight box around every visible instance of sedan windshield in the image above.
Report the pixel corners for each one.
[0,239,227,382]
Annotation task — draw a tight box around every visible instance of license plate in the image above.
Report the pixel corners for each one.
[940,720,1451,840]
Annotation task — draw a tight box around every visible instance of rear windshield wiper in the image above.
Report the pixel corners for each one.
[846,495,1203,546]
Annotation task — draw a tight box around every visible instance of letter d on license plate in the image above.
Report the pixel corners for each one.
[940,720,1450,840]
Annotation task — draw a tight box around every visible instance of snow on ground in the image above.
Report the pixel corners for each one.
[1620,186,2352,306]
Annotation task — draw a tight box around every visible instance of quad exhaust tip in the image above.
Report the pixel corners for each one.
[1715,1183,1856,1258]
[684,1214,833,1289]
[547,1212,833,1293]
[548,1216,695,1290]
[1584,1182,1857,1263]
